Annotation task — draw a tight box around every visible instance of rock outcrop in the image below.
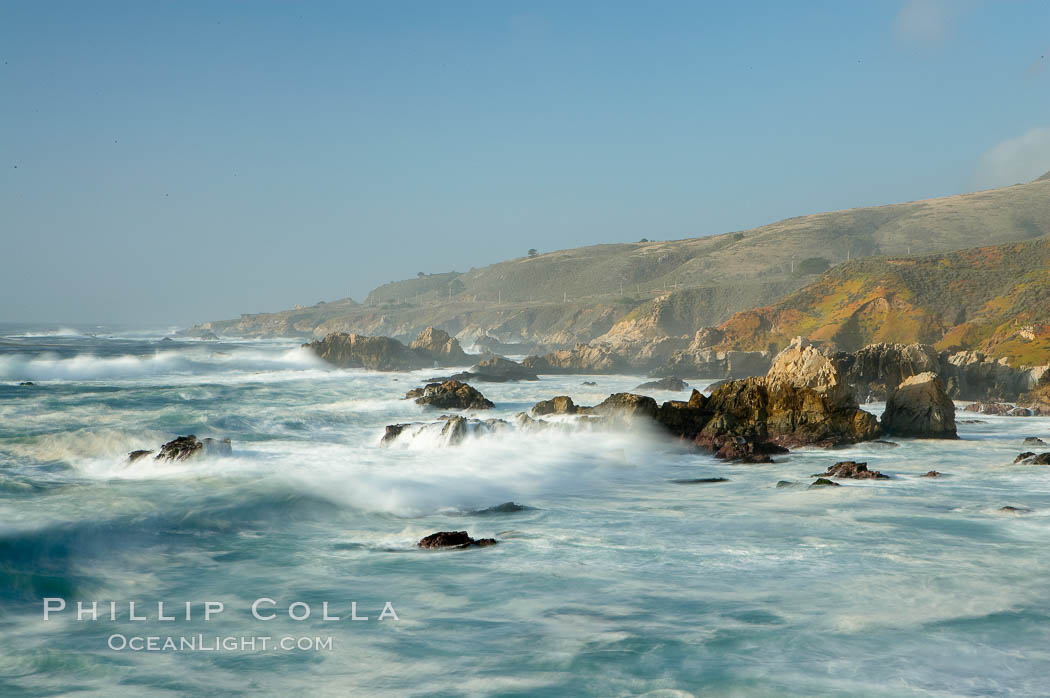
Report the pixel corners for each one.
[692,340,880,448]
[813,460,889,480]
[831,343,941,402]
[153,435,232,462]
[531,396,578,416]
[881,372,957,439]
[405,380,494,410]
[417,531,498,549]
[523,343,628,374]
[408,327,470,364]
[306,327,470,371]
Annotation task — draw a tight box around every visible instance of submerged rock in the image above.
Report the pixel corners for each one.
[406,380,494,410]
[776,480,798,488]
[634,377,689,392]
[670,477,729,484]
[813,460,889,480]
[581,380,597,386]
[881,372,957,439]
[922,470,942,478]
[18,381,35,386]
[418,531,499,549]
[1023,437,1047,447]
[471,502,530,515]
[1000,506,1031,514]
[809,478,841,489]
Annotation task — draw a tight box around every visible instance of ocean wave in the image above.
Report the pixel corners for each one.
[0,347,326,382]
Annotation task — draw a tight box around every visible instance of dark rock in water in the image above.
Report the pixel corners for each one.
[156,435,203,461]
[155,435,231,461]
[1008,407,1034,417]
[922,470,941,478]
[634,377,689,392]
[532,395,577,416]
[868,440,900,448]
[581,381,597,386]
[160,337,174,342]
[813,460,889,480]
[418,531,499,549]
[776,480,798,488]
[695,436,788,463]
[470,355,539,382]
[881,372,957,439]
[18,381,35,386]
[959,419,986,424]
[472,502,530,515]
[1023,437,1047,446]
[670,477,729,484]
[127,449,153,463]
[809,478,840,488]
[381,424,410,446]
[1000,506,1031,514]
[1015,452,1050,465]
[406,380,494,410]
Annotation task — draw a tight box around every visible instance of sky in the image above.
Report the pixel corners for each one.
[2,1,1049,326]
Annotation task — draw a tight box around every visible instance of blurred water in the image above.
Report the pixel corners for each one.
[1,326,1049,696]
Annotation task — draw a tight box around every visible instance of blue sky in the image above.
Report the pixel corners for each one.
[2,1,1049,324]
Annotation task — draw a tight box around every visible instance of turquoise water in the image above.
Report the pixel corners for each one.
[2,326,1050,696]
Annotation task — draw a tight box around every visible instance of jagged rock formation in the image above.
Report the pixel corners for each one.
[881,372,957,438]
[408,327,469,363]
[147,435,232,462]
[523,343,628,374]
[531,396,578,416]
[305,327,470,371]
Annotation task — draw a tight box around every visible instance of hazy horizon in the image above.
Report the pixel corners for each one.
[3,1,1049,326]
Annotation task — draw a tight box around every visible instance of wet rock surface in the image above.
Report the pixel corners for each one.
[813,460,889,480]
[418,531,499,549]
[406,380,494,410]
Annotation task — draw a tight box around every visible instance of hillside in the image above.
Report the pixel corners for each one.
[185,174,1050,344]
[713,239,1050,365]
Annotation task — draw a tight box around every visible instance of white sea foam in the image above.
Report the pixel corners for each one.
[0,346,326,382]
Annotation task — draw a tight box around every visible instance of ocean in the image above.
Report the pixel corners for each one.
[2,324,1050,696]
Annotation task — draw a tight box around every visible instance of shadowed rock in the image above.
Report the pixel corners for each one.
[813,460,889,480]
[881,372,957,439]
[406,380,494,410]
[809,478,840,488]
[418,531,499,549]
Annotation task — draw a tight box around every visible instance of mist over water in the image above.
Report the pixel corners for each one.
[2,326,1050,696]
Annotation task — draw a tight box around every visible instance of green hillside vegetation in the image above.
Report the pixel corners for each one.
[714,239,1050,365]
